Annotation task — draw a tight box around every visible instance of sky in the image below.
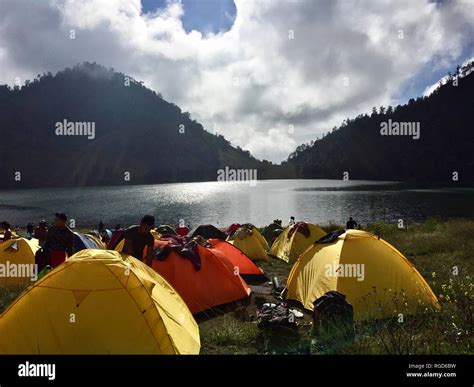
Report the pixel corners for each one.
[0,0,473,163]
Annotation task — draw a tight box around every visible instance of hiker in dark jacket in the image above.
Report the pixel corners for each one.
[44,213,74,267]
[346,217,358,230]
[123,215,155,266]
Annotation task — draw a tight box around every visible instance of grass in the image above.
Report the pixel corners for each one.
[1,218,472,354]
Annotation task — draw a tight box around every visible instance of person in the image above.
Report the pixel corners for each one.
[34,220,49,247]
[98,221,105,232]
[288,216,296,226]
[43,213,75,268]
[1,221,13,242]
[123,215,155,266]
[26,223,34,238]
[346,217,358,230]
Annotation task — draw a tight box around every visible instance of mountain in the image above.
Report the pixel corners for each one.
[281,61,474,183]
[1,61,473,188]
[0,63,269,188]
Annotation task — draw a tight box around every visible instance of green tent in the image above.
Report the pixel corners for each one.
[262,223,283,245]
[156,225,176,235]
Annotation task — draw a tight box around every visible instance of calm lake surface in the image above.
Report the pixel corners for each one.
[1,180,473,229]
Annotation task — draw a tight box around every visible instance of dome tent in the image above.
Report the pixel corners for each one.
[0,238,39,287]
[269,222,326,263]
[261,222,283,245]
[285,229,440,320]
[207,239,267,283]
[189,224,227,240]
[151,237,251,314]
[0,249,200,354]
[226,224,268,261]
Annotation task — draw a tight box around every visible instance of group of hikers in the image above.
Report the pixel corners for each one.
[1,212,359,270]
[0,213,159,269]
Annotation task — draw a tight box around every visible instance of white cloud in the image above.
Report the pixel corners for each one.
[423,55,474,97]
[0,0,473,162]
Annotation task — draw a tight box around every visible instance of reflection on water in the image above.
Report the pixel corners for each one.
[0,180,473,228]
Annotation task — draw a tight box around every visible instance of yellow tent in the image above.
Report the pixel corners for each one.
[286,230,440,320]
[269,223,326,263]
[0,249,200,354]
[0,238,39,287]
[227,226,268,261]
[115,238,125,252]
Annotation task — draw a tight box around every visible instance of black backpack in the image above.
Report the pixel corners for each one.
[312,291,354,338]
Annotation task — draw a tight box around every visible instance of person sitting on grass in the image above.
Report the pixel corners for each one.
[123,215,155,266]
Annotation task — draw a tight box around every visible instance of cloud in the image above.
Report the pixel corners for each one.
[0,0,473,162]
[423,55,474,96]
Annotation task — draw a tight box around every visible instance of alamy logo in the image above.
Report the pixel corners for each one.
[380,119,420,140]
[55,119,95,139]
[217,166,258,186]
[0,261,38,281]
[18,362,56,381]
[325,262,365,281]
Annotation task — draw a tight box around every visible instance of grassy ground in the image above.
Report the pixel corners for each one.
[1,218,472,354]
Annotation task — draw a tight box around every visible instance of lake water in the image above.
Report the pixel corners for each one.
[1,179,473,229]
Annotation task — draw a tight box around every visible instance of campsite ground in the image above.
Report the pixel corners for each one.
[1,218,472,355]
[198,218,473,355]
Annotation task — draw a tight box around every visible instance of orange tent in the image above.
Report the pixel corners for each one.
[207,239,266,282]
[151,239,251,314]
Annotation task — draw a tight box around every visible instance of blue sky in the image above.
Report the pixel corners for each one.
[141,0,236,34]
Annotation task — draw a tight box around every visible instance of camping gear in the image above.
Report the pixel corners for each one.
[150,237,251,314]
[226,224,268,261]
[206,239,267,283]
[312,291,354,334]
[155,237,202,270]
[285,229,440,320]
[0,238,39,287]
[287,222,311,238]
[269,222,326,263]
[189,224,227,240]
[257,303,299,329]
[262,222,283,244]
[0,249,200,354]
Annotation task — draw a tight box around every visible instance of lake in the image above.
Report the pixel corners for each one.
[1,179,473,229]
